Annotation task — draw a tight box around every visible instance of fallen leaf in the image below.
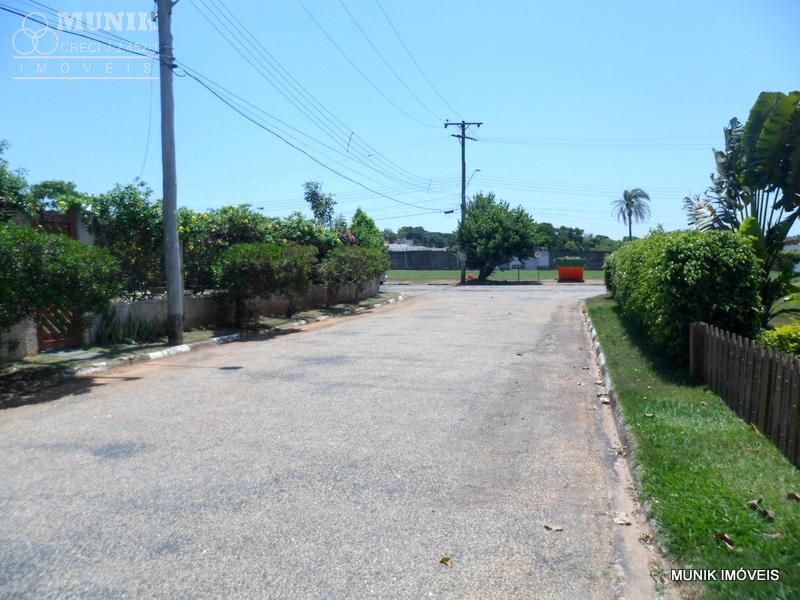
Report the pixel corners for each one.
[716,532,736,550]
[577,382,583,386]
[595,380,604,386]
[764,532,784,540]
[787,492,800,502]
[613,513,632,526]
[600,398,611,405]
[700,401,707,407]
[644,413,655,418]
[544,524,564,532]
[439,556,453,567]
[746,498,775,521]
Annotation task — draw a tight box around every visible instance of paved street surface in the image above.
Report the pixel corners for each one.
[0,284,651,598]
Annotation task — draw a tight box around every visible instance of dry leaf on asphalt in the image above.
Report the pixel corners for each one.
[613,513,632,526]
[595,380,604,386]
[716,532,736,550]
[439,556,453,567]
[544,524,564,532]
[787,492,800,501]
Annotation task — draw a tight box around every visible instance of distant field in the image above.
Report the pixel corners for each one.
[386,269,605,282]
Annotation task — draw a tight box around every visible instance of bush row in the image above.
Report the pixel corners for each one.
[605,230,763,360]
[215,243,389,326]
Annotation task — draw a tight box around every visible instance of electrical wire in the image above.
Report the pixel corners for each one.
[374,0,461,119]
[294,0,439,129]
[335,0,443,121]
[192,0,434,189]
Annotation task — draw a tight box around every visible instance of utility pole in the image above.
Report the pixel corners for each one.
[445,120,482,284]
[157,0,184,344]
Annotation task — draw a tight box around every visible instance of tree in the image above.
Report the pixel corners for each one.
[456,192,543,281]
[684,92,800,326]
[303,181,335,228]
[29,180,85,212]
[613,188,651,241]
[0,141,31,220]
[382,228,396,242]
[350,208,384,250]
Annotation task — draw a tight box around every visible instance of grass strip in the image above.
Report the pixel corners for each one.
[586,295,800,599]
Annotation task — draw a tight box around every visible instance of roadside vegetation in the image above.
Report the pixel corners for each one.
[591,90,800,598]
[587,296,800,599]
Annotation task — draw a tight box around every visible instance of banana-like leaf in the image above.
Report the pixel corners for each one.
[743,91,800,198]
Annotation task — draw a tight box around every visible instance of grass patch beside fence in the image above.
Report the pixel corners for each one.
[387,269,604,282]
[586,295,800,599]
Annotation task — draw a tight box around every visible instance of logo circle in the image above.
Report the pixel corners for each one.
[12,12,59,56]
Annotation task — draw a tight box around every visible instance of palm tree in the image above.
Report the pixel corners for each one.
[613,188,651,241]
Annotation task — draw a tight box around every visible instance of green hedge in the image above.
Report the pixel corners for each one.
[320,246,389,302]
[0,221,121,332]
[759,323,800,357]
[555,256,585,267]
[608,230,762,360]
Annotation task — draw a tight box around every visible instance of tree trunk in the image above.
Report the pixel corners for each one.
[478,265,494,282]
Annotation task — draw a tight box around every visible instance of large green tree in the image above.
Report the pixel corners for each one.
[350,208,384,250]
[456,192,543,281]
[613,188,651,241]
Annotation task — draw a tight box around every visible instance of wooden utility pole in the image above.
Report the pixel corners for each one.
[445,120,482,284]
[157,0,184,344]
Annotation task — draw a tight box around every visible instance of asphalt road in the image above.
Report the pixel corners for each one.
[0,284,652,598]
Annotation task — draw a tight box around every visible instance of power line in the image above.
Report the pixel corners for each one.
[294,0,439,129]
[0,3,453,214]
[191,0,434,189]
[374,0,461,118]
[335,0,443,121]
[183,71,450,211]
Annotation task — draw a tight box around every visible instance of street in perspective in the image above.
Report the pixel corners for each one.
[0,284,657,598]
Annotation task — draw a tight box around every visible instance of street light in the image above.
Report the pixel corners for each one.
[466,168,481,189]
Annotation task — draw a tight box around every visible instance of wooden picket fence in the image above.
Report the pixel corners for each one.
[689,322,800,467]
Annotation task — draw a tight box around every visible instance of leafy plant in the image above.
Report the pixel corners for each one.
[608,230,762,360]
[279,243,318,316]
[684,92,800,326]
[555,256,585,267]
[0,141,33,220]
[456,192,544,281]
[84,182,165,299]
[304,181,336,228]
[0,221,121,332]
[350,208,384,250]
[758,322,800,357]
[320,246,388,302]
[213,243,283,327]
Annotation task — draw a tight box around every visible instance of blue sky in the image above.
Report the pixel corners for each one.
[1,0,798,239]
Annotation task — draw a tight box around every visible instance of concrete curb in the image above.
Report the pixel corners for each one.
[582,303,680,597]
[61,294,405,380]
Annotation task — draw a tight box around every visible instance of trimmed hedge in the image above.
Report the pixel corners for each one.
[759,323,800,357]
[320,246,389,302]
[555,256,585,267]
[608,230,763,360]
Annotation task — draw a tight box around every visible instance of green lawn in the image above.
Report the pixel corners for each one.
[586,295,800,599]
[387,269,605,282]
